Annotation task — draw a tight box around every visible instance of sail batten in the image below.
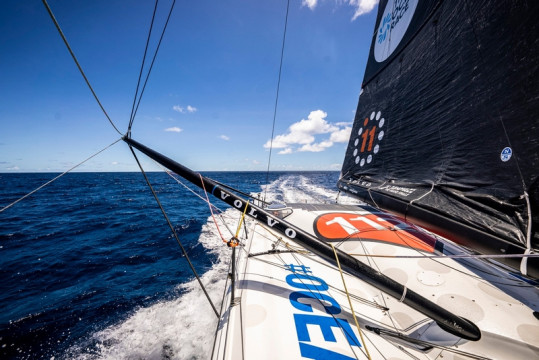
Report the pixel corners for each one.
[339,0,539,277]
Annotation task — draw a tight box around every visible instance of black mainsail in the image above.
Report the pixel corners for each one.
[338,0,539,277]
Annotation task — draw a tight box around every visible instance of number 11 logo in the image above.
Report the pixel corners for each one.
[314,212,435,252]
[353,111,385,167]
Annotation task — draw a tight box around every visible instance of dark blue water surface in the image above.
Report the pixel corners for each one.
[0,171,340,359]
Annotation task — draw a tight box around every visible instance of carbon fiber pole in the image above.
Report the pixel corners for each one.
[124,136,481,341]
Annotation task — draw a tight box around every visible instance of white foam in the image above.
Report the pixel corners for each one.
[67,211,240,360]
[261,174,361,205]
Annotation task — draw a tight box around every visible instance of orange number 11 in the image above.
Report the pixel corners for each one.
[360,126,377,152]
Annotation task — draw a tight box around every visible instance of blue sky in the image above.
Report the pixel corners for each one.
[0,0,378,172]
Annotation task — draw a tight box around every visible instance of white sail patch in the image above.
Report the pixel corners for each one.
[500,147,512,162]
[374,0,419,62]
[354,110,386,167]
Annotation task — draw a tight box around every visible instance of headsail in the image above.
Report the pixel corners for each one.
[338,0,539,277]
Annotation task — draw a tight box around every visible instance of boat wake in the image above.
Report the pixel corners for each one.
[64,174,353,359]
[261,174,360,205]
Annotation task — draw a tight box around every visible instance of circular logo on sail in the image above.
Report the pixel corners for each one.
[500,147,512,162]
[353,111,385,167]
[374,0,419,62]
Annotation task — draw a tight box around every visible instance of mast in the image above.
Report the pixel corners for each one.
[124,136,481,341]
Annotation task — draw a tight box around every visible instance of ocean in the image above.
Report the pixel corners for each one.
[0,171,348,359]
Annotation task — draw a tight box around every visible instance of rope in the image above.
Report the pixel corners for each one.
[398,286,407,303]
[42,0,123,136]
[263,0,290,202]
[348,253,539,260]
[129,146,219,317]
[234,200,249,239]
[330,244,372,360]
[520,191,533,275]
[128,0,159,133]
[199,174,228,244]
[1,138,122,213]
[160,167,242,240]
[129,0,177,132]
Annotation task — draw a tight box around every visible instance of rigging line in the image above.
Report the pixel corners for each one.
[128,0,160,133]
[348,253,539,260]
[42,0,123,136]
[261,238,386,312]
[166,167,239,238]
[130,0,177,128]
[161,166,242,239]
[159,164,245,236]
[388,229,536,287]
[275,251,370,360]
[344,233,402,332]
[331,243,372,360]
[331,220,524,287]
[163,168,224,212]
[263,0,290,202]
[199,174,229,244]
[1,138,122,213]
[234,200,250,238]
[128,146,219,317]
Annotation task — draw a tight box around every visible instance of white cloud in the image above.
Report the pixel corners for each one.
[263,110,335,149]
[220,135,230,141]
[267,133,315,149]
[299,140,334,152]
[301,0,378,20]
[290,110,337,134]
[278,148,293,155]
[165,127,182,133]
[7,166,19,171]
[111,161,119,165]
[173,105,197,114]
[329,126,352,143]
[252,160,260,165]
[263,110,350,154]
[349,0,378,20]
[302,0,318,10]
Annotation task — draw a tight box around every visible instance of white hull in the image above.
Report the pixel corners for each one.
[213,203,539,359]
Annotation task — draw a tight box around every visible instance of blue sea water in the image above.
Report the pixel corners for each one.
[0,171,343,359]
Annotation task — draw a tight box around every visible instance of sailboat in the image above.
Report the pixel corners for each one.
[5,0,538,359]
[122,0,539,359]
